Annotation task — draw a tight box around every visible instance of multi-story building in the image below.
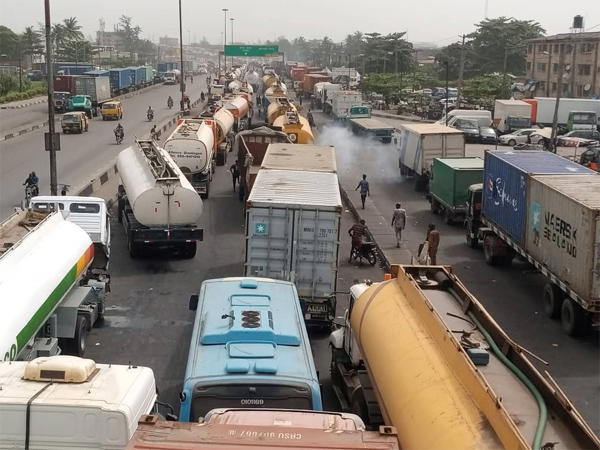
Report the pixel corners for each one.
[526,31,600,99]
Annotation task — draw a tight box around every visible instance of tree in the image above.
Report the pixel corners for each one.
[463,73,510,109]
[61,17,83,42]
[20,26,43,58]
[0,26,19,60]
[468,17,544,75]
[434,42,475,80]
[118,15,142,54]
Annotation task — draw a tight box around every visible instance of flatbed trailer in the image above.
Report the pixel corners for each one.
[349,117,394,143]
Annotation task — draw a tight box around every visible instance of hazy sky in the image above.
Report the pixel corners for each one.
[1,0,599,47]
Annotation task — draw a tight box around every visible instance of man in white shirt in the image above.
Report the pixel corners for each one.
[391,203,406,248]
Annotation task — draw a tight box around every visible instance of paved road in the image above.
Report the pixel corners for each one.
[84,157,381,415]
[0,102,50,134]
[313,111,600,434]
[0,81,206,219]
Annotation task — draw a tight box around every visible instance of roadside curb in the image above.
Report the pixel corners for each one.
[0,97,47,109]
[1,117,60,142]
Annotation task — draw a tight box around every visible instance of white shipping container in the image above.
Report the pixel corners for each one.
[534,97,600,125]
[525,174,600,307]
[397,123,465,176]
[332,91,363,118]
[245,169,342,304]
[261,143,337,173]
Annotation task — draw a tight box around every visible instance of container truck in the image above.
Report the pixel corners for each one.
[116,139,204,258]
[74,76,111,116]
[245,167,341,325]
[314,81,341,110]
[428,157,484,224]
[272,110,314,144]
[53,74,79,95]
[0,209,109,361]
[128,409,399,449]
[330,264,600,449]
[142,65,154,86]
[221,94,251,131]
[83,69,110,78]
[349,118,394,143]
[110,68,132,94]
[302,73,331,98]
[465,150,598,335]
[196,106,235,165]
[0,356,157,449]
[164,119,215,199]
[396,123,466,190]
[325,90,363,120]
[526,97,600,131]
[493,99,532,133]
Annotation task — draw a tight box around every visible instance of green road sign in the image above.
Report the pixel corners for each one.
[225,45,279,57]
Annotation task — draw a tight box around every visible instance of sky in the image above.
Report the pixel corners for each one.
[1,0,599,47]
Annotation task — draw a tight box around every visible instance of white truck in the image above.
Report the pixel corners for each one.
[0,207,110,361]
[313,81,342,110]
[395,123,466,191]
[164,119,215,199]
[532,97,600,131]
[117,139,204,258]
[245,145,341,326]
[326,90,363,120]
[0,355,157,449]
[493,99,532,133]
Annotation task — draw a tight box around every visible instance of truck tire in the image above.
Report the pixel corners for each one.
[443,208,453,225]
[350,389,369,426]
[73,315,89,357]
[465,224,478,248]
[560,298,588,336]
[201,182,210,199]
[430,198,440,214]
[128,239,140,258]
[542,283,563,319]
[483,235,500,265]
[181,241,197,259]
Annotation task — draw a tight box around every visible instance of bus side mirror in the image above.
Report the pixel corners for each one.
[189,294,199,311]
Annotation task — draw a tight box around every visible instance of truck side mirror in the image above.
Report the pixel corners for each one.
[189,294,199,311]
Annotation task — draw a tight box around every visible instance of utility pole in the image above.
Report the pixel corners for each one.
[178,0,185,112]
[222,8,228,72]
[230,18,234,68]
[44,0,58,195]
[457,34,466,107]
[551,41,567,153]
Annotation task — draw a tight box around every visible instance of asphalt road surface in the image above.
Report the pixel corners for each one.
[0,80,206,219]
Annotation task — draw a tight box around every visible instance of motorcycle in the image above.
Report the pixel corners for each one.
[147,110,154,121]
[24,184,39,207]
[115,129,124,144]
[349,241,377,266]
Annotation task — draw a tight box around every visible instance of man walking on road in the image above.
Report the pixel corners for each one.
[355,174,370,209]
[391,203,406,248]
[230,160,240,192]
[426,224,440,265]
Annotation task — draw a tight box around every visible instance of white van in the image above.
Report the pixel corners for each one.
[437,109,492,127]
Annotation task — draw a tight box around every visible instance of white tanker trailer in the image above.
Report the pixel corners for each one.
[164,119,215,199]
[117,139,204,258]
[196,106,235,166]
[0,210,109,361]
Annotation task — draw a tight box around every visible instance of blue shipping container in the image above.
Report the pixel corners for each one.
[482,151,595,244]
[135,66,146,84]
[109,68,132,91]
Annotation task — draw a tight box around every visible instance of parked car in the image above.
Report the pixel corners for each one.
[557,129,600,146]
[498,128,539,146]
[479,126,498,144]
[101,101,123,120]
[61,111,89,134]
[27,70,43,81]
[451,118,480,142]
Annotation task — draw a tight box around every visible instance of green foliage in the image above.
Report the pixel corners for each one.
[0,25,19,60]
[0,73,32,95]
[21,26,44,57]
[463,73,510,109]
[0,76,45,103]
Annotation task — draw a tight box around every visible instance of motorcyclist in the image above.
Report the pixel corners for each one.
[200,91,205,102]
[167,96,173,108]
[23,171,39,196]
[147,106,154,120]
[150,124,160,141]
[114,123,124,138]
[348,219,367,262]
[307,109,316,129]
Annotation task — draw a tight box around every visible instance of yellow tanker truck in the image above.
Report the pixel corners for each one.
[329,265,599,449]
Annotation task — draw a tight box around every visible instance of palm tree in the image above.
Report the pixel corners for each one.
[21,26,43,57]
[61,17,83,41]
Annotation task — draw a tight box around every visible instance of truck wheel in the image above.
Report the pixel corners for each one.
[543,283,563,319]
[182,242,197,259]
[128,240,140,258]
[201,183,210,199]
[483,235,500,265]
[73,315,89,356]
[430,199,439,214]
[350,390,369,426]
[443,209,453,225]
[560,298,588,336]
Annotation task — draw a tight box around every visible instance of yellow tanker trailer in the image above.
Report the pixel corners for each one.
[330,264,599,450]
[272,110,314,144]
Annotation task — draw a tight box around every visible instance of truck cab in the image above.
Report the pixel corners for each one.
[329,283,383,427]
[67,95,93,118]
[464,183,483,248]
[568,110,598,131]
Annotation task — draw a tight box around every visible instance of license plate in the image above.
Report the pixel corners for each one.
[306,304,328,313]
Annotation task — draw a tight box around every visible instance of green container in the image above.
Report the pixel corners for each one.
[430,158,484,208]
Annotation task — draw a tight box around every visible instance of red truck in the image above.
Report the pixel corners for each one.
[53,75,79,112]
[302,73,332,97]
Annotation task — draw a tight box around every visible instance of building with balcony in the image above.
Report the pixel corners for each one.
[526,31,600,99]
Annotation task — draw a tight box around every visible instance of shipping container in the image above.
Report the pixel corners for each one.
[245,169,341,324]
[143,66,154,85]
[126,66,146,87]
[261,144,336,173]
[109,68,132,93]
[430,158,483,222]
[53,75,79,95]
[525,174,600,308]
[83,69,110,77]
[302,74,332,94]
[74,76,111,105]
[482,151,594,245]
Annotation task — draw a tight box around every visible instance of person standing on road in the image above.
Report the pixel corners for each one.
[391,203,406,248]
[230,160,240,192]
[355,174,370,209]
[426,223,440,265]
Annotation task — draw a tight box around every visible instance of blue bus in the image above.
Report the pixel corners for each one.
[180,277,322,422]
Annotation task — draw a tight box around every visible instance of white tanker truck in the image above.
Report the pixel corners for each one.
[117,139,204,258]
[164,119,215,199]
[0,209,109,361]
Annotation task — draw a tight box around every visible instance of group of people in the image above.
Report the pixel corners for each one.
[350,173,441,266]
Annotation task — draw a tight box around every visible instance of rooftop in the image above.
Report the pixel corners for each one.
[528,31,600,42]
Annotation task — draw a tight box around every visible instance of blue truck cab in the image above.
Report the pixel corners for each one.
[180,277,323,422]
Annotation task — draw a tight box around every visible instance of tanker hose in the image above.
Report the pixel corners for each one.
[468,312,548,450]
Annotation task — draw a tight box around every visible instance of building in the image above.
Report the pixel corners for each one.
[159,36,179,48]
[96,30,126,50]
[526,31,600,99]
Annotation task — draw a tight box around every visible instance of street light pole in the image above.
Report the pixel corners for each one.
[222,8,228,72]
[178,0,185,112]
[44,0,57,195]
[444,60,449,125]
[551,41,567,153]
[230,18,234,68]
[17,41,22,92]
